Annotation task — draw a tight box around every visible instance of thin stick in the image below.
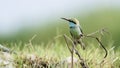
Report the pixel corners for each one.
[87,28,109,36]
[85,35,108,59]
[64,34,89,68]
[63,34,73,68]
[28,34,37,51]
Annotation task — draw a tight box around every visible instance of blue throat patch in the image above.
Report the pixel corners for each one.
[69,22,76,28]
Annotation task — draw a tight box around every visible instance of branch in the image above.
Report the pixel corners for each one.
[63,34,74,68]
[63,34,89,68]
[85,35,108,59]
[87,28,109,36]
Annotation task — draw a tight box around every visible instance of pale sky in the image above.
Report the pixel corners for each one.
[0,0,120,36]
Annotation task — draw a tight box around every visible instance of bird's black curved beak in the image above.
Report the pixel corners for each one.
[61,17,71,22]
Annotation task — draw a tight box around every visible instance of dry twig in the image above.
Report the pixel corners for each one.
[63,34,89,68]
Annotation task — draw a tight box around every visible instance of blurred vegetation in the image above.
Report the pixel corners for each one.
[0,9,120,68]
[2,38,120,68]
[0,9,120,50]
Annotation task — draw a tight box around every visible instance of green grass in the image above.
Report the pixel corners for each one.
[3,35,119,68]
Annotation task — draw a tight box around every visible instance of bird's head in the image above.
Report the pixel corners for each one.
[61,17,80,26]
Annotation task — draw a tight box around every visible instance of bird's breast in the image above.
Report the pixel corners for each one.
[70,26,82,39]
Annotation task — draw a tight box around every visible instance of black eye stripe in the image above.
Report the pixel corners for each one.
[69,20,76,24]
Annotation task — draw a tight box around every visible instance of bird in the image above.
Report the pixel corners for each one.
[61,17,85,50]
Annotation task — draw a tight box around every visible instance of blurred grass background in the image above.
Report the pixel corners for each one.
[0,9,120,50]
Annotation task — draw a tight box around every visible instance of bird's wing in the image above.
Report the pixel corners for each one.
[70,31,73,37]
[79,26,83,34]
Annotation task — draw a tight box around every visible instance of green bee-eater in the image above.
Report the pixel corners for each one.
[61,18,85,50]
